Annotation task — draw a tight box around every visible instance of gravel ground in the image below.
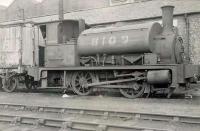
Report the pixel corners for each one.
[0,91,200,117]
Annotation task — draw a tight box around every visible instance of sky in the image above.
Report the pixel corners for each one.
[0,0,14,6]
[0,0,43,6]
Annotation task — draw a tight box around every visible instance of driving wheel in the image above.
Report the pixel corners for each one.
[120,82,145,98]
[72,72,95,96]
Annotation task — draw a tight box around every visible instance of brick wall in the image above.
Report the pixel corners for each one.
[188,14,200,64]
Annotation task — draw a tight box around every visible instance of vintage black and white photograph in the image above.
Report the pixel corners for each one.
[0,0,199,130]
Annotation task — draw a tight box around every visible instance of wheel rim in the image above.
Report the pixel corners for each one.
[2,77,18,93]
[120,82,145,98]
[72,72,94,96]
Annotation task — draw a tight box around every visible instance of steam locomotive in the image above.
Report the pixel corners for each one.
[0,5,199,98]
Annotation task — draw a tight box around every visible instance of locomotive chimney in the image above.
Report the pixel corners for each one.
[161,5,174,32]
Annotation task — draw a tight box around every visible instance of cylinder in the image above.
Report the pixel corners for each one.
[147,70,172,84]
[161,5,174,32]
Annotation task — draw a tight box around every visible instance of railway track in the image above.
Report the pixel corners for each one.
[0,103,199,131]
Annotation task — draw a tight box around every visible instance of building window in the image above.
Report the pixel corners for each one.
[109,0,134,6]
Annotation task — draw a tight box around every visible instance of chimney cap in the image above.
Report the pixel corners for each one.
[161,5,175,9]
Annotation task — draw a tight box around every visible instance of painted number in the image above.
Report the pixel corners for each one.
[121,36,129,44]
[91,35,129,46]
[92,38,99,46]
[108,36,116,45]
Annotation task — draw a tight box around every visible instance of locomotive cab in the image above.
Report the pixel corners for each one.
[36,19,86,68]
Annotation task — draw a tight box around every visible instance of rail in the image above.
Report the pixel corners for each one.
[0,103,199,131]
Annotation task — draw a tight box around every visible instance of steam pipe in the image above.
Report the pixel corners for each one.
[59,0,64,20]
[58,0,64,44]
[161,5,174,32]
[184,13,190,63]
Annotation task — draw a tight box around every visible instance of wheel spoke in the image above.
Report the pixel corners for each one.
[82,87,85,93]
[78,86,82,91]
[86,78,92,81]
[131,90,134,96]
[84,73,89,79]
[80,72,84,78]
[75,83,80,87]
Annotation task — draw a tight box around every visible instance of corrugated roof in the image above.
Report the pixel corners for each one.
[0,0,200,24]
[4,0,40,21]
[6,0,38,9]
[63,0,200,25]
